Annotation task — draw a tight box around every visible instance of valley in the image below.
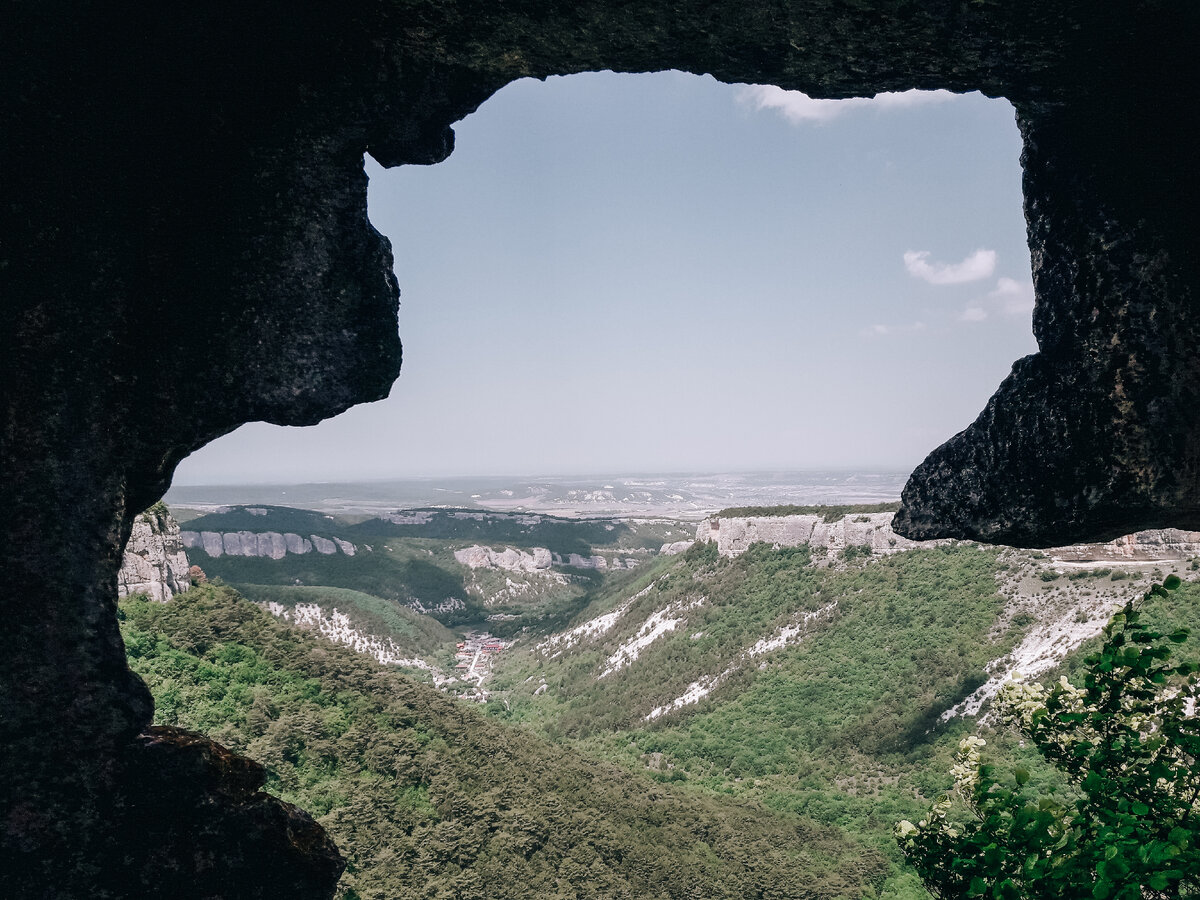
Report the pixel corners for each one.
[124,492,1200,898]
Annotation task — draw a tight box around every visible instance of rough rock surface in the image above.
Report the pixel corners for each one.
[1053,529,1200,563]
[455,544,554,573]
[660,540,695,555]
[117,509,192,602]
[700,512,1200,563]
[181,530,354,558]
[697,512,929,558]
[4,2,1200,896]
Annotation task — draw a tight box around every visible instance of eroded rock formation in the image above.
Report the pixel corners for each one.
[180,530,357,558]
[696,512,927,558]
[3,1,1198,896]
[118,508,192,602]
[455,544,555,573]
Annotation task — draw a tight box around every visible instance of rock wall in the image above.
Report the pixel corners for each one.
[454,544,642,572]
[552,552,641,570]
[699,513,1200,563]
[696,512,928,558]
[181,531,356,559]
[455,545,553,573]
[1052,529,1200,563]
[118,509,192,602]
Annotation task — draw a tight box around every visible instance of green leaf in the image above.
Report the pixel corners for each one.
[1163,574,1182,590]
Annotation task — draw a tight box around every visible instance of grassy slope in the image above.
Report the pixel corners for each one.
[233,584,458,660]
[485,543,1038,897]
[122,585,889,900]
[190,538,484,625]
[496,543,1010,745]
[488,544,1200,898]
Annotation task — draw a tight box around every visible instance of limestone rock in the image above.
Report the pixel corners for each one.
[200,531,225,557]
[286,533,314,555]
[182,530,355,559]
[310,535,337,555]
[1052,529,1200,562]
[660,541,694,555]
[552,552,610,569]
[696,512,927,558]
[454,545,553,573]
[117,508,192,602]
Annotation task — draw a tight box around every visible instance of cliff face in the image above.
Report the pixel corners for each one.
[698,512,1200,563]
[454,544,644,572]
[181,530,356,559]
[696,512,929,558]
[118,509,192,602]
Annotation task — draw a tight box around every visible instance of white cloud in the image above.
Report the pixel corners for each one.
[738,85,957,125]
[959,307,988,322]
[989,276,1035,315]
[903,249,997,285]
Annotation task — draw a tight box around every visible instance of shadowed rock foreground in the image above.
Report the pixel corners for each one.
[2,1,1198,896]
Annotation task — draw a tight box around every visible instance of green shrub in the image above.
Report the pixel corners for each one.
[898,578,1199,900]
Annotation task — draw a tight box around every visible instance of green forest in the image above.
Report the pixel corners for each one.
[129,503,1200,898]
[484,542,1200,897]
[121,585,887,900]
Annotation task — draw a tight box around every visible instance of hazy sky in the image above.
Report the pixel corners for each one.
[175,71,1037,484]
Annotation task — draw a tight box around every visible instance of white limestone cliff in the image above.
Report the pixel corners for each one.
[694,512,926,558]
[118,507,192,602]
[455,545,554,573]
[454,544,642,573]
[180,530,355,558]
[696,510,1200,563]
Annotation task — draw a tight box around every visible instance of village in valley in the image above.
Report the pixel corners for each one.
[452,631,514,700]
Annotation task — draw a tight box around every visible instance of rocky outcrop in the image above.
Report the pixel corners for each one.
[5,2,1200,896]
[660,540,694,555]
[455,545,553,573]
[699,512,1200,564]
[118,508,191,602]
[1051,529,1200,563]
[696,512,928,558]
[454,544,641,572]
[181,531,355,558]
[109,726,345,897]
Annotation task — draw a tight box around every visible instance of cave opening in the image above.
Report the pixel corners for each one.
[174,71,1036,488]
[8,5,1200,896]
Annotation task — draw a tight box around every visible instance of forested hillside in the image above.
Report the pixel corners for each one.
[485,540,1200,897]
[180,506,687,638]
[121,585,888,900]
[133,503,1200,898]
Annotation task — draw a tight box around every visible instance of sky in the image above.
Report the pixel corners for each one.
[174,71,1038,484]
